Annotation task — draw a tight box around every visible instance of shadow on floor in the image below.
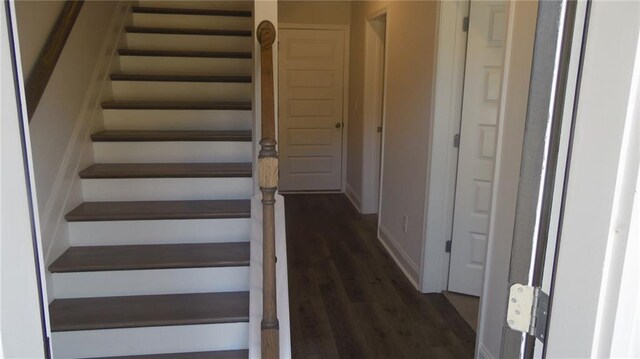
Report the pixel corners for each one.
[284,194,476,358]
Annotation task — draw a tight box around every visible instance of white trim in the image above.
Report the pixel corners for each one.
[420,0,468,293]
[378,225,420,289]
[278,23,350,194]
[345,182,363,213]
[546,2,640,356]
[361,7,389,214]
[38,2,132,270]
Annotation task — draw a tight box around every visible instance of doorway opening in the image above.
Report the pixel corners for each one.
[360,9,388,214]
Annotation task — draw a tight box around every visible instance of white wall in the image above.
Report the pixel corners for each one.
[14,1,129,281]
[13,0,66,77]
[279,0,351,25]
[1,5,46,356]
[477,1,537,358]
[347,0,438,286]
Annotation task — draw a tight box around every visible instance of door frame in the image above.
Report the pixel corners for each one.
[544,1,640,356]
[277,23,350,194]
[421,0,469,293]
[358,6,389,214]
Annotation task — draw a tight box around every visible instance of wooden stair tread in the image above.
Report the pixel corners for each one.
[101,101,251,110]
[98,350,249,359]
[126,26,251,37]
[49,292,249,331]
[65,199,250,222]
[91,130,252,142]
[50,242,250,272]
[79,163,252,179]
[118,49,252,59]
[132,6,252,18]
[110,74,251,83]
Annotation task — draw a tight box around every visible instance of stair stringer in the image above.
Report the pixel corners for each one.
[33,1,133,303]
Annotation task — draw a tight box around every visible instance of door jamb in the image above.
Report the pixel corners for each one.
[420,0,469,293]
[360,6,389,214]
[277,23,350,194]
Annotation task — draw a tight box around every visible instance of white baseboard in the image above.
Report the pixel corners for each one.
[345,182,363,213]
[477,343,495,359]
[378,225,420,289]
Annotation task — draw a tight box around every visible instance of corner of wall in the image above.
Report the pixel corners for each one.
[378,224,421,289]
[345,182,363,213]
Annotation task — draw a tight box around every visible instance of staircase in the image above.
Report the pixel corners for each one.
[47,2,255,357]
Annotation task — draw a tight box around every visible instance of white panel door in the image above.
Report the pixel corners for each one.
[278,29,345,191]
[449,1,507,296]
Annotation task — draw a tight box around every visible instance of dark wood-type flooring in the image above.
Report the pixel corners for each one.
[285,194,476,359]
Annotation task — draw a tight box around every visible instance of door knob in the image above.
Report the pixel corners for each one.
[335,123,342,129]
[377,126,383,133]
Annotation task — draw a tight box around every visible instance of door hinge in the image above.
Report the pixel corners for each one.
[453,134,460,148]
[463,17,469,32]
[445,240,452,253]
[506,284,550,342]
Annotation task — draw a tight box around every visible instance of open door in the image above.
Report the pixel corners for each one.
[448,0,508,297]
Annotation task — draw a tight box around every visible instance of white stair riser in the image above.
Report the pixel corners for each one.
[125,33,252,52]
[118,56,252,76]
[93,142,252,163]
[132,13,252,31]
[51,322,249,358]
[103,109,253,131]
[137,0,253,11]
[69,218,251,246]
[53,267,250,298]
[111,81,252,102]
[82,178,253,201]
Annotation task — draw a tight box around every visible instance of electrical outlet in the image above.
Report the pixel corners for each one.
[402,215,409,233]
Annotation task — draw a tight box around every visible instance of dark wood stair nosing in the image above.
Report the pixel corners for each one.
[126,26,251,37]
[49,291,250,332]
[110,74,251,83]
[90,130,252,142]
[64,199,251,222]
[101,101,252,110]
[118,49,252,59]
[49,242,251,273]
[131,6,252,18]
[78,163,253,179]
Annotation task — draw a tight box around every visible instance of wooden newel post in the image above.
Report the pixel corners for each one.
[257,20,279,359]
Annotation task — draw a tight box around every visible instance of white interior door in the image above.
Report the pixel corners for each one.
[449,1,507,296]
[278,29,345,191]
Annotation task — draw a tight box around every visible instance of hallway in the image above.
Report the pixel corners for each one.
[284,194,476,358]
